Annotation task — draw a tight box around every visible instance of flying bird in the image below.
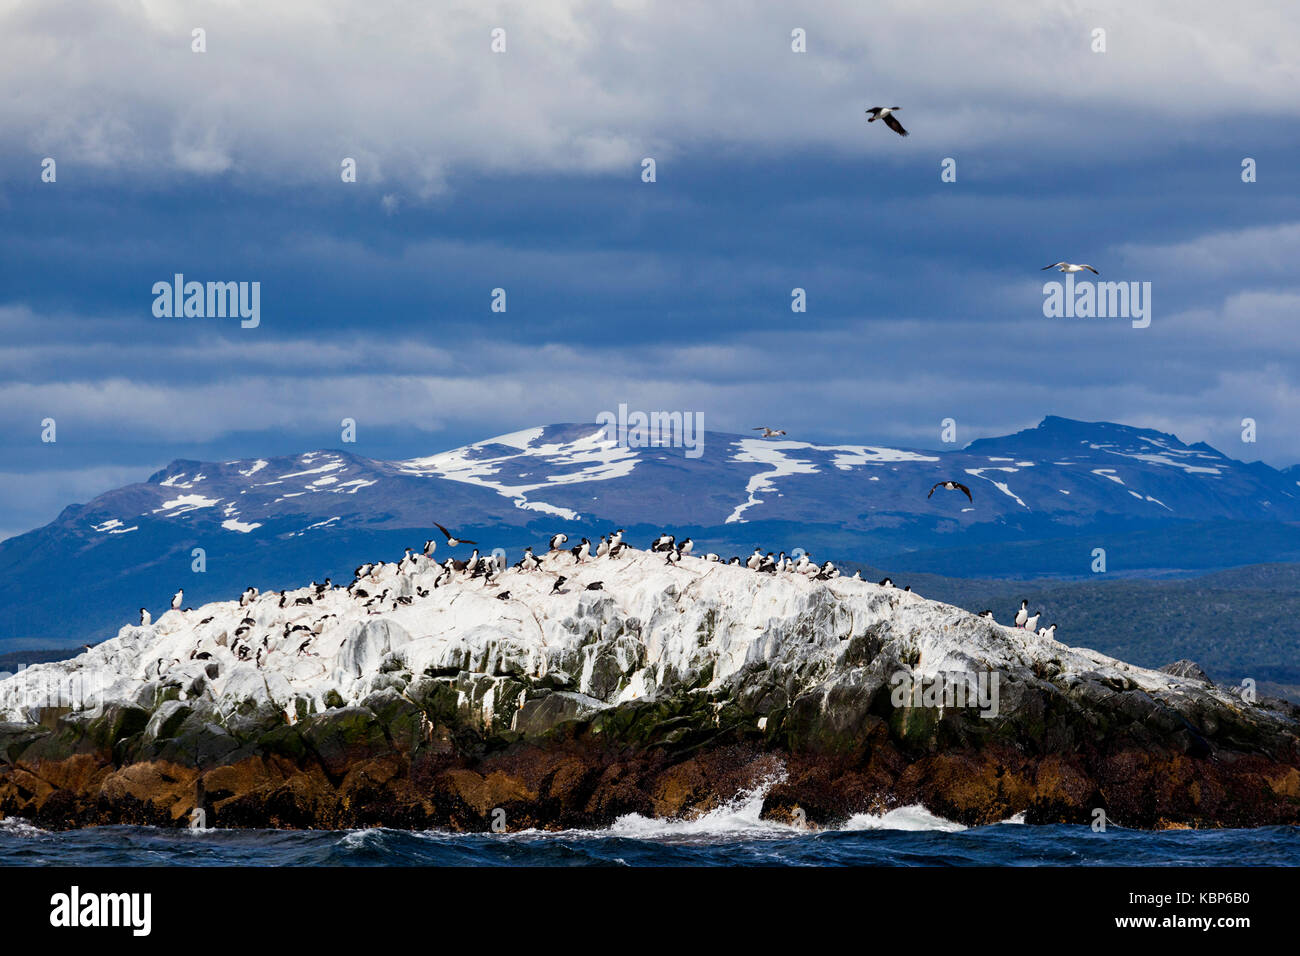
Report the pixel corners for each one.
[433,522,477,547]
[753,427,786,438]
[1041,262,1099,275]
[865,106,908,137]
[928,480,973,503]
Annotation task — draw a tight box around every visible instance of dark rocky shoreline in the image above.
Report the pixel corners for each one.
[4,669,1298,832]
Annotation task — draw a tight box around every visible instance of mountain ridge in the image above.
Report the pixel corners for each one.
[2,415,1299,646]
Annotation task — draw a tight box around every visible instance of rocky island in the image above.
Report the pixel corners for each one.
[1,547,1297,831]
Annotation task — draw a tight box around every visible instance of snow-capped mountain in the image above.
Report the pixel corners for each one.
[1,416,1298,646]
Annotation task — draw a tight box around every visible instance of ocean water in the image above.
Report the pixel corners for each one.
[3,785,1298,866]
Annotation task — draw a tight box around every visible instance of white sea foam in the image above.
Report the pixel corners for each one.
[603,776,799,840]
[841,805,967,832]
[0,817,48,837]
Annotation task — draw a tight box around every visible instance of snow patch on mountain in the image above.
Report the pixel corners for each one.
[278,461,347,481]
[221,518,262,533]
[727,439,940,523]
[727,440,820,523]
[397,426,637,520]
[965,468,1028,508]
[154,494,220,515]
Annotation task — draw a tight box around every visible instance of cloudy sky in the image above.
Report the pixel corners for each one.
[1,0,1298,539]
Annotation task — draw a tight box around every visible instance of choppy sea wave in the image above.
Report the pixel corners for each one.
[3,799,1298,866]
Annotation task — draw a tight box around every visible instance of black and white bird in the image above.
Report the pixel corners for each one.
[865,106,908,137]
[422,539,437,558]
[455,549,481,573]
[665,548,682,566]
[496,591,511,601]
[1041,262,1099,275]
[139,608,152,626]
[609,529,625,549]
[517,547,542,571]
[878,577,894,588]
[1024,610,1041,632]
[171,588,183,611]
[979,610,995,621]
[1014,599,1029,628]
[239,586,257,607]
[549,533,568,551]
[652,533,675,552]
[678,538,694,556]
[586,581,604,591]
[746,548,764,570]
[1038,623,1058,640]
[928,480,973,503]
[433,522,476,547]
[550,576,567,595]
[595,536,610,558]
[570,538,591,562]
[752,427,786,438]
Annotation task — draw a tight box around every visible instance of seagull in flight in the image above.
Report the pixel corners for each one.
[753,427,786,438]
[1042,262,1099,275]
[865,106,908,137]
[433,522,477,547]
[928,480,973,503]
